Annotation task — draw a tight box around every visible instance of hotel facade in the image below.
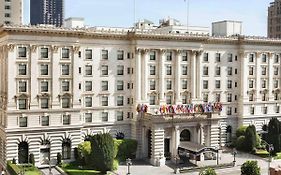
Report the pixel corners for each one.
[0,23,281,167]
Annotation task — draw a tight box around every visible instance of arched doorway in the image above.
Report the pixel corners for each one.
[62,139,71,160]
[180,129,191,142]
[18,142,29,164]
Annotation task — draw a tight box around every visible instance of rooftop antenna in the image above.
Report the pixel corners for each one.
[133,0,136,31]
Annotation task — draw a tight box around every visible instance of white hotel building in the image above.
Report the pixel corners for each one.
[0,19,281,167]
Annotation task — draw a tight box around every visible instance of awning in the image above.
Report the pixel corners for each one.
[178,142,218,155]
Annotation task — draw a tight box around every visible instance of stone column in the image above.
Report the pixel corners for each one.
[190,50,197,100]
[171,126,180,159]
[72,46,80,108]
[196,51,203,100]
[175,50,182,104]
[142,49,149,102]
[255,52,261,101]
[29,45,38,109]
[135,49,142,103]
[159,49,166,104]
[268,52,274,101]
[51,46,60,108]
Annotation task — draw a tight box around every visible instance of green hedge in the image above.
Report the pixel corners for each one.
[114,139,138,161]
[7,161,20,175]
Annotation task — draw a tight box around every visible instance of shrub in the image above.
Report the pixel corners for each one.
[241,160,260,175]
[114,139,138,161]
[199,167,217,175]
[7,161,20,175]
[112,159,119,171]
[91,133,115,173]
[77,141,91,166]
[268,117,281,153]
[29,153,35,165]
[244,125,257,152]
[57,153,62,166]
[236,126,247,138]
[236,136,245,151]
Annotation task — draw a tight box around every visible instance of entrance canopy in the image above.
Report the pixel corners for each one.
[178,142,218,155]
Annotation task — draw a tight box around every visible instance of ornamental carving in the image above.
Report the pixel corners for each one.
[176,49,182,56]
[51,45,59,53]
[159,49,167,55]
[31,45,37,53]
[72,46,80,54]
[135,48,142,55]
[6,44,15,52]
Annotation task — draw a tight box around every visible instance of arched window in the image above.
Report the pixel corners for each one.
[180,129,191,142]
[62,139,71,160]
[18,142,29,163]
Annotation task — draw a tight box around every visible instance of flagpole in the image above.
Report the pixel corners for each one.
[134,0,136,31]
[186,0,190,33]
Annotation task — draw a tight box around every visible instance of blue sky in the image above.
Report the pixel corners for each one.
[24,0,272,36]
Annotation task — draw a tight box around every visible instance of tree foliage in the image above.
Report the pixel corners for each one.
[244,125,257,152]
[199,167,217,175]
[236,126,247,138]
[241,160,260,175]
[267,118,281,153]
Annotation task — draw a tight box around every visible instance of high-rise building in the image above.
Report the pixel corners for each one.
[268,0,281,38]
[0,0,23,25]
[30,0,64,27]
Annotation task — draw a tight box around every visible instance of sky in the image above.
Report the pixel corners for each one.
[23,0,273,36]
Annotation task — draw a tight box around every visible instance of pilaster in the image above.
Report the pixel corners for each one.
[135,48,142,104]
[268,52,274,101]
[159,49,166,105]
[175,50,182,104]
[255,52,262,101]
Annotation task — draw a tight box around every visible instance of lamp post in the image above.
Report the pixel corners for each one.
[233,148,237,167]
[268,144,274,175]
[126,158,132,175]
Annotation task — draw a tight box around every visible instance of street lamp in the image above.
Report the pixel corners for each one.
[233,148,237,167]
[268,144,274,175]
[126,158,132,175]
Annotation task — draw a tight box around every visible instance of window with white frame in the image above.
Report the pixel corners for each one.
[227,80,232,89]
[117,81,124,91]
[275,105,280,113]
[41,98,49,109]
[249,79,254,88]
[227,53,233,62]
[62,97,71,108]
[249,67,254,75]
[85,49,92,59]
[262,93,267,101]
[275,54,279,63]
[85,97,92,107]
[150,65,156,75]
[249,93,254,101]
[203,80,208,89]
[85,81,92,91]
[166,80,172,90]
[41,115,49,126]
[261,67,267,75]
[182,95,188,104]
[215,53,221,62]
[85,113,92,123]
[166,51,172,61]
[262,54,267,63]
[18,81,27,93]
[274,67,279,75]
[62,48,70,59]
[85,65,92,76]
[215,93,221,102]
[18,98,27,110]
[61,64,70,75]
[249,54,254,63]
[61,81,70,92]
[182,65,188,75]
[117,111,123,121]
[203,53,208,62]
[216,67,221,76]
[101,81,108,91]
[117,96,124,106]
[182,51,188,61]
[215,80,220,89]
[150,51,156,60]
[166,65,172,75]
[40,64,49,76]
[166,95,172,104]
[150,80,156,90]
[182,80,188,90]
[262,106,268,114]
[41,81,49,92]
[102,50,108,60]
[203,93,208,102]
[117,65,124,75]
[250,107,255,115]
[227,93,232,102]
[101,65,108,76]
[274,93,279,100]
[102,112,108,122]
[101,96,108,106]
[117,50,124,60]
[261,80,266,89]
[227,107,232,115]
[18,47,27,58]
[63,114,70,125]
[18,64,27,75]
[227,67,232,76]
[19,116,27,127]
[40,48,48,59]
[203,66,208,76]
[149,95,156,105]
[274,79,279,88]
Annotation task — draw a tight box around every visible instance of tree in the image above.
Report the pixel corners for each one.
[91,133,114,173]
[236,126,247,138]
[268,118,281,154]
[29,153,35,165]
[77,141,91,166]
[236,136,246,151]
[244,125,257,152]
[57,153,62,166]
[199,167,217,175]
[241,161,260,175]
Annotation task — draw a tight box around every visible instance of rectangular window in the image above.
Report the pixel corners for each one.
[62,48,70,59]
[166,51,172,61]
[41,81,48,92]
[63,114,70,125]
[274,80,279,88]
[41,116,49,126]
[275,106,280,113]
[85,97,92,107]
[101,65,108,76]
[182,65,188,75]
[166,80,172,90]
[41,98,49,109]
[150,80,156,90]
[249,54,254,63]
[262,54,267,63]
[18,81,27,93]
[203,67,208,76]
[85,113,92,123]
[215,94,221,102]
[117,81,124,91]
[261,80,266,88]
[117,65,124,75]
[203,93,208,103]
[182,80,188,90]
[4,13,10,17]
[249,80,254,88]
[117,50,124,60]
[250,107,255,114]
[18,64,27,75]
[249,93,254,101]
[62,97,70,108]
[227,80,232,89]
[166,65,172,75]
[227,93,232,102]
[263,107,268,114]
[275,55,279,63]
[19,117,27,127]
[227,67,232,76]
[150,51,156,60]
[18,47,27,58]
[127,67,131,74]
[215,80,220,89]
[18,99,27,110]
[85,81,92,91]
[117,111,123,121]
[150,65,156,75]
[149,96,156,105]
[203,53,208,62]
[101,81,108,91]
[227,107,232,115]
[182,95,188,104]
[62,81,70,92]
[85,49,92,59]
[166,95,172,104]
[261,67,267,75]
[101,96,108,106]
[40,48,48,59]
[102,112,108,122]
[85,65,92,76]
[203,80,208,89]
[102,50,108,60]
[274,67,279,75]
[227,53,233,62]
[249,67,254,75]
[215,53,221,62]
[61,64,70,75]
[182,52,188,61]
[40,64,49,75]
[216,67,221,76]
[117,96,124,106]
